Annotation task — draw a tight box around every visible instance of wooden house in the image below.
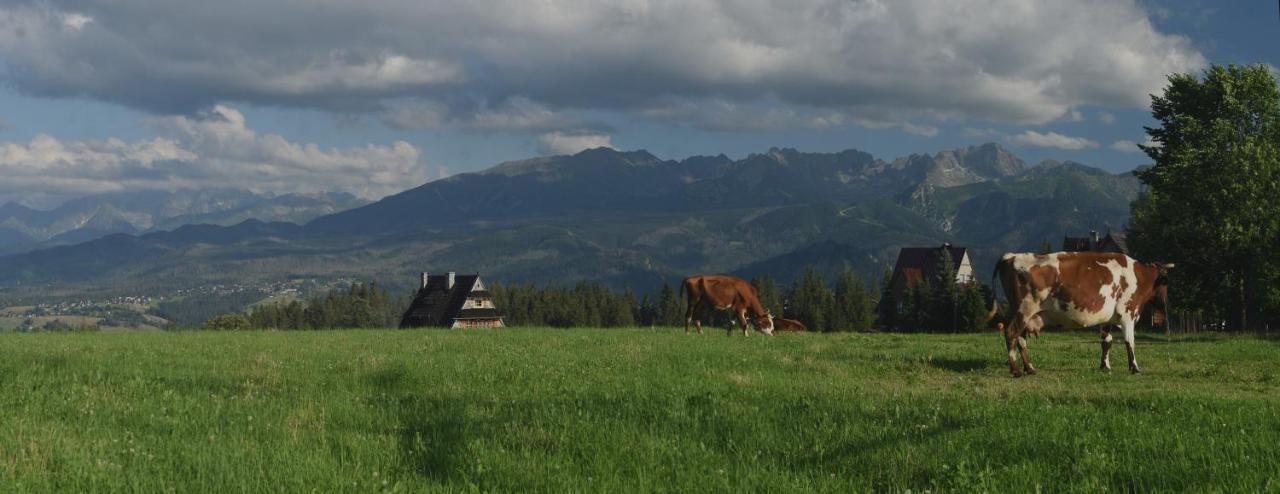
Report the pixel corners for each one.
[888,243,975,297]
[1062,230,1128,254]
[399,272,505,329]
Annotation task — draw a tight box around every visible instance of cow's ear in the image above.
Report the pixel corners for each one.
[1162,263,1176,270]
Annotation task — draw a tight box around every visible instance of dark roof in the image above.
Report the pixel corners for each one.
[1103,232,1128,254]
[890,245,967,292]
[1063,236,1092,252]
[1062,230,1128,254]
[400,274,502,328]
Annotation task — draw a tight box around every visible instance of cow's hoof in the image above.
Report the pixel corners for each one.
[1024,368,1037,376]
[1099,366,1112,372]
[1129,367,1141,374]
[1011,370,1023,378]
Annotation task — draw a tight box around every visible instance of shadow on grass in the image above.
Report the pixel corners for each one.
[364,363,471,483]
[925,357,998,373]
[397,397,469,482]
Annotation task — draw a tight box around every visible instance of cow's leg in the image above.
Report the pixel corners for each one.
[692,302,706,335]
[1017,316,1043,375]
[736,309,750,337]
[1122,318,1140,374]
[1017,336,1036,375]
[1099,326,1115,371]
[1004,321,1024,377]
[684,298,697,334]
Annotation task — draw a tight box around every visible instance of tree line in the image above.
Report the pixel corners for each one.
[204,282,407,330]
[203,262,994,332]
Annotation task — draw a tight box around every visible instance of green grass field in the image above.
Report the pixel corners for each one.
[2,329,1278,492]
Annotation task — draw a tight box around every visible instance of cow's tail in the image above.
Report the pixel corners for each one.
[985,260,1003,325]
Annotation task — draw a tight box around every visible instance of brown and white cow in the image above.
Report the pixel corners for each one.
[681,275,775,336]
[990,252,1172,377]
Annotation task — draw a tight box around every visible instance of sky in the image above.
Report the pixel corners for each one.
[0,0,1276,208]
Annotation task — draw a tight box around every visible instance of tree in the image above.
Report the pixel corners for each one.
[788,267,835,331]
[832,268,873,332]
[202,313,252,331]
[1129,64,1280,331]
[657,282,683,327]
[751,275,782,317]
[930,249,960,332]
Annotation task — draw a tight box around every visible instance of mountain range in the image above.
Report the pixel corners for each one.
[0,143,1142,301]
[0,190,369,255]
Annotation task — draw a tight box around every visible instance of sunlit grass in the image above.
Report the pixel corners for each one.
[1,329,1277,492]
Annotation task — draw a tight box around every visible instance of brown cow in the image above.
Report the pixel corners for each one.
[681,275,775,336]
[774,318,808,332]
[990,252,1172,377]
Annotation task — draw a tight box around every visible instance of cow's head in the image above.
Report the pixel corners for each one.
[756,311,775,335]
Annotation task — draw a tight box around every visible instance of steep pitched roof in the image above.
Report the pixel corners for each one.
[890,245,968,292]
[1062,230,1128,254]
[1062,236,1092,252]
[399,274,483,328]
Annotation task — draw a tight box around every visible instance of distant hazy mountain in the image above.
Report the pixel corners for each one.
[0,143,1142,297]
[0,189,368,254]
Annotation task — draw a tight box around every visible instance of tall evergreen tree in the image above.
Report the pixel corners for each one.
[833,268,873,332]
[657,282,683,327]
[788,267,835,331]
[751,275,782,317]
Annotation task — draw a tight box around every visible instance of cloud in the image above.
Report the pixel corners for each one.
[1114,135,1161,152]
[0,1,1205,129]
[0,117,12,132]
[1011,130,1099,150]
[0,105,425,203]
[900,123,939,137]
[1066,110,1084,122]
[536,132,613,155]
[1098,112,1116,125]
[379,97,591,132]
[1109,139,1143,153]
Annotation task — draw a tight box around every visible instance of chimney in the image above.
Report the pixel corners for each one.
[447,272,456,290]
[421,272,429,289]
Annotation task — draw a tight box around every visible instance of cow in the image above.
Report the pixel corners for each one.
[681,275,775,336]
[989,252,1172,377]
[774,318,808,332]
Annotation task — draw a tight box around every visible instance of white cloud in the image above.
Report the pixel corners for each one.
[900,123,939,137]
[0,1,1205,129]
[60,12,91,30]
[1066,110,1084,122]
[1098,112,1116,125]
[1011,130,1099,150]
[1109,137,1158,153]
[1109,139,1140,153]
[536,132,613,156]
[0,105,425,202]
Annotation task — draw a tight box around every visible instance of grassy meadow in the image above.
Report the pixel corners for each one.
[1,328,1278,492]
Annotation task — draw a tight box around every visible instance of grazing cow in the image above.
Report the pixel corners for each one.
[774,318,808,332]
[990,252,1172,377]
[681,275,775,336]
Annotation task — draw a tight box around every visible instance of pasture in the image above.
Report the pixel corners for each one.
[1,329,1278,492]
